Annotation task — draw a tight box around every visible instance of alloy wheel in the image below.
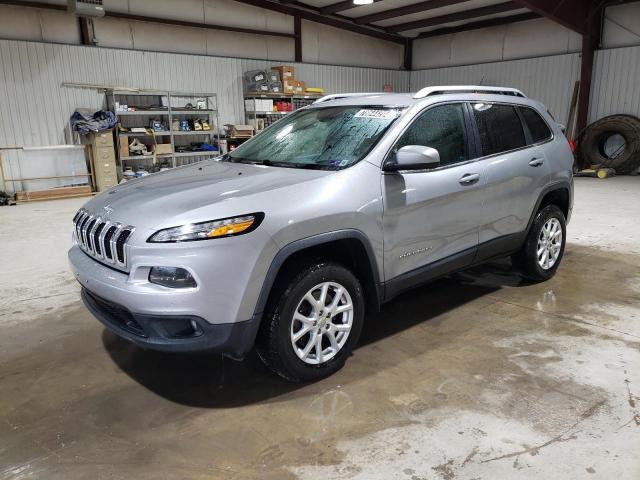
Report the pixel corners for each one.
[537,217,563,270]
[290,281,354,365]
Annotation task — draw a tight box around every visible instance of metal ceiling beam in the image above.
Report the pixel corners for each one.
[355,0,471,25]
[320,0,385,15]
[512,0,589,33]
[386,2,522,33]
[416,11,540,37]
[232,0,406,43]
[105,10,297,38]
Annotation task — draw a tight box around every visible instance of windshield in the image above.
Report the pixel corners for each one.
[227,105,404,170]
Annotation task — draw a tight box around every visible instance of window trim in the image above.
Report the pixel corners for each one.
[382,100,556,174]
[465,101,556,163]
[381,101,476,173]
[517,105,554,145]
[471,101,530,157]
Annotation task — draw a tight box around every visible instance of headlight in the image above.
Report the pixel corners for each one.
[148,213,263,243]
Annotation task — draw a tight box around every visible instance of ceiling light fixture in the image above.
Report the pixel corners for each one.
[353,0,373,5]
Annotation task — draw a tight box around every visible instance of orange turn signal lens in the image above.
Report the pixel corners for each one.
[207,219,255,237]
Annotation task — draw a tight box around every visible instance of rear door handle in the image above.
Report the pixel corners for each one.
[529,157,545,167]
[459,173,480,185]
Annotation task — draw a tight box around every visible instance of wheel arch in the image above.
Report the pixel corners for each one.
[526,181,572,235]
[253,230,383,320]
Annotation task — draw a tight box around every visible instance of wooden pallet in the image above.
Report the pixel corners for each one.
[15,185,94,202]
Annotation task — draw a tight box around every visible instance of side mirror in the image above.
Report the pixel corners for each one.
[384,145,441,172]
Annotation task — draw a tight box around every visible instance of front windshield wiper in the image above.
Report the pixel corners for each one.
[227,157,335,170]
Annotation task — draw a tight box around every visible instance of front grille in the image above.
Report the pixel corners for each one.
[73,208,135,270]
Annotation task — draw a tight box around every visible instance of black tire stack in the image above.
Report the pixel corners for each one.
[577,114,640,174]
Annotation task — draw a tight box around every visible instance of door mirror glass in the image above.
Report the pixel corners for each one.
[386,145,440,171]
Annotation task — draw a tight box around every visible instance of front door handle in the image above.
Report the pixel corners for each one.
[529,157,545,167]
[459,173,480,185]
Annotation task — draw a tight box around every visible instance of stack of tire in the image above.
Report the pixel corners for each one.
[576,114,640,174]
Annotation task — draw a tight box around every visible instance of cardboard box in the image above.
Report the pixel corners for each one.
[272,66,295,82]
[283,79,296,94]
[153,143,173,155]
[295,81,306,94]
[225,124,254,138]
[119,136,129,157]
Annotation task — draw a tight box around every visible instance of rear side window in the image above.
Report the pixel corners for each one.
[519,107,552,143]
[395,103,468,167]
[472,103,526,156]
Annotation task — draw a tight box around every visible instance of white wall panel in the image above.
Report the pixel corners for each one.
[0,2,402,69]
[301,20,404,69]
[0,39,408,152]
[590,45,640,122]
[413,18,582,70]
[410,53,581,124]
[602,3,640,49]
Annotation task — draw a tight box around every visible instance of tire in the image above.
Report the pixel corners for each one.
[577,114,640,174]
[256,261,365,382]
[512,205,566,282]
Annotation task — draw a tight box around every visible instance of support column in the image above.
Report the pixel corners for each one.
[576,2,602,135]
[403,38,413,71]
[294,15,302,63]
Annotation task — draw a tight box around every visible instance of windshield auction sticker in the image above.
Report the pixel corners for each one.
[354,109,399,119]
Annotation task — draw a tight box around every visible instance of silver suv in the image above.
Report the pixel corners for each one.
[69,86,574,381]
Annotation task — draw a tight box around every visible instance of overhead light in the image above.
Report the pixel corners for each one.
[353,0,373,4]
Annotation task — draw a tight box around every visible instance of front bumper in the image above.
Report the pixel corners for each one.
[82,288,259,357]
[68,241,273,357]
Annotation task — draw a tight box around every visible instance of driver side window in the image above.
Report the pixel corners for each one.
[396,103,469,167]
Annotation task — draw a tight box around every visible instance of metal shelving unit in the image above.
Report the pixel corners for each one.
[107,89,221,175]
[244,93,322,133]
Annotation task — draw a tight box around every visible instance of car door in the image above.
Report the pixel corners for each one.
[382,102,484,297]
[468,102,552,262]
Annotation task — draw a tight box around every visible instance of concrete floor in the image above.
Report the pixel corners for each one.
[1,177,639,479]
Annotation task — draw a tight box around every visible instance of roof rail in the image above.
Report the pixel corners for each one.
[314,93,384,104]
[413,85,526,99]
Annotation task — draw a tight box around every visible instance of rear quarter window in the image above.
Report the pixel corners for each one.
[472,103,526,156]
[519,107,553,143]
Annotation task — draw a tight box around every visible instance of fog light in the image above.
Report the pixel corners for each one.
[149,267,197,288]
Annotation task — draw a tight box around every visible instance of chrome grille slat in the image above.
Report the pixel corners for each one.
[73,208,135,271]
[110,225,123,266]
[97,223,110,259]
[81,215,94,247]
[77,213,90,246]
[85,218,98,250]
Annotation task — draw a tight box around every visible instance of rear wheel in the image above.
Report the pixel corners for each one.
[256,261,364,382]
[512,205,566,282]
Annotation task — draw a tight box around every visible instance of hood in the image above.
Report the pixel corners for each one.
[82,160,329,229]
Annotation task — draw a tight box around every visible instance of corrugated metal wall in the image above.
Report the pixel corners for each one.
[0,39,409,149]
[2,38,639,189]
[410,53,582,125]
[590,45,640,122]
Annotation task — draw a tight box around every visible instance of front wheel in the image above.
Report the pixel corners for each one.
[256,262,364,382]
[512,204,567,282]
